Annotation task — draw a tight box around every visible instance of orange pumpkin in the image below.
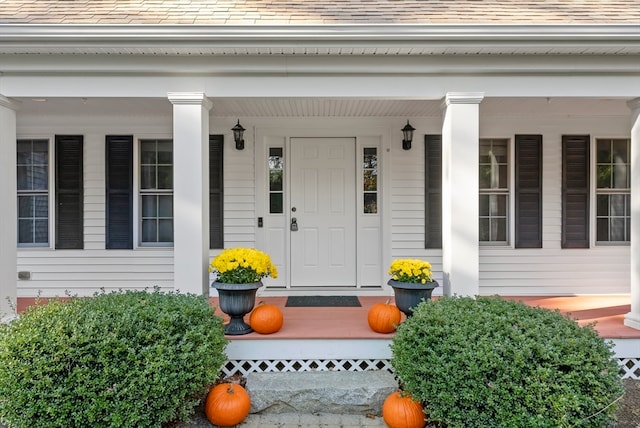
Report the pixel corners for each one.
[382,391,426,428]
[367,300,402,333]
[249,302,284,334]
[204,383,251,427]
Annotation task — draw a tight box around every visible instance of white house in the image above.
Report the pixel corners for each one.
[0,1,639,330]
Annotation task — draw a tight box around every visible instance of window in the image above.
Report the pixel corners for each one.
[363,147,378,214]
[268,147,284,214]
[479,138,509,243]
[17,139,49,246]
[596,138,630,243]
[139,139,173,245]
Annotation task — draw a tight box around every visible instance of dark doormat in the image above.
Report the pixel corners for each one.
[285,296,361,307]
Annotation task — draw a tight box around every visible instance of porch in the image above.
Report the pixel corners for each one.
[213,295,640,380]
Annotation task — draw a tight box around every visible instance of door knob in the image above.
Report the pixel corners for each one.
[290,217,298,232]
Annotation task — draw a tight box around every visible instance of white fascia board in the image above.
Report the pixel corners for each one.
[0,23,638,50]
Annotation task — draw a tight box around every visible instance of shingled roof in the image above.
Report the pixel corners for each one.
[0,0,638,25]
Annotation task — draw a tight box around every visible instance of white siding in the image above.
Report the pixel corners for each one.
[13,105,633,298]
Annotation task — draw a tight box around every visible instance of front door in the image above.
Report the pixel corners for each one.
[290,137,357,287]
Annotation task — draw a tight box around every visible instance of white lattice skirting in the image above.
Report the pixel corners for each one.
[223,358,640,380]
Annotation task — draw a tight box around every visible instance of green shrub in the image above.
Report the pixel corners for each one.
[391,296,624,428]
[0,289,228,428]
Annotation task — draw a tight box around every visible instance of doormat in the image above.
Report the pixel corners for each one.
[285,296,361,307]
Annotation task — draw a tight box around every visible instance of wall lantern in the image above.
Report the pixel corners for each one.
[232,119,246,150]
[401,120,415,150]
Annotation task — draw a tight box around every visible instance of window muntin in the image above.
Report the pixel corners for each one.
[595,138,630,243]
[17,139,49,246]
[139,139,173,245]
[269,147,284,214]
[363,147,378,214]
[479,138,509,244]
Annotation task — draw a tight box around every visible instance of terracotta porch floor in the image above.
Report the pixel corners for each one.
[209,295,640,340]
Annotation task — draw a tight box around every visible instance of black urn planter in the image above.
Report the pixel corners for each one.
[212,280,263,335]
[388,279,439,317]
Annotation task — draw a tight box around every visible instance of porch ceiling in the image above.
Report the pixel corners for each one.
[14,96,632,119]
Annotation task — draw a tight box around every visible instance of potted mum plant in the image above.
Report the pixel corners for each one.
[210,247,278,335]
[388,258,439,317]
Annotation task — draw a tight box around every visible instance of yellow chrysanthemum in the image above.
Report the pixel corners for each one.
[210,247,278,284]
[387,258,433,285]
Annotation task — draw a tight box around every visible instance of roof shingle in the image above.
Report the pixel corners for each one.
[0,0,638,25]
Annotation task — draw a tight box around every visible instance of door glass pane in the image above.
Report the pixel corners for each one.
[364,193,377,214]
[268,147,284,214]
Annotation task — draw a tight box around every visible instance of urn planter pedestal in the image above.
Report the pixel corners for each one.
[388,279,439,317]
[212,280,263,335]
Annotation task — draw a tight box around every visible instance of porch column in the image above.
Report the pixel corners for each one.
[626,98,640,330]
[441,92,484,297]
[168,92,212,296]
[0,96,17,320]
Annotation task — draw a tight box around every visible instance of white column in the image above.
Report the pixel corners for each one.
[0,96,18,320]
[168,92,212,296]
[441,92,484,297]
[625,98,640,330]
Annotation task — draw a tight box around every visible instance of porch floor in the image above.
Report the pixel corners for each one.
[210,295,639,340]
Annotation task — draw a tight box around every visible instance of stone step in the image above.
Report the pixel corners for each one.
[245,370,397,416]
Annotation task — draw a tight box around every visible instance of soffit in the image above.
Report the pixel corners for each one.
[14,97,631,119]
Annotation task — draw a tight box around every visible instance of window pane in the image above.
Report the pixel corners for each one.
[596,195,608,216]
[609,218,625,241]
[141,195,157,217]
[34,195,48,217]
[18,219,32,243]
[34,219,48,243]
[140,142,157,164]
[596,140,611,163]
[157,141,173,164]
[479,195,489,216]
[158,219,173,242]
[613,139,629,163]
[596,218,609,241]
[269,193,283,214]
[364,193,377,214]
[612,161,629,189]
[491,218,507,241]
[158,195,173,217]
[597,165,611,188]
[479,218,490,241]
[141,219,157,242]
[157,166,173,189]
[479,165,492,188]
[488,194,507,216]
[18,196,32,217]
[140,166,156,189]
[610,194,625,217]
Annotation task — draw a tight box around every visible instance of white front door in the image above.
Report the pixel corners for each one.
[290,137,357,287]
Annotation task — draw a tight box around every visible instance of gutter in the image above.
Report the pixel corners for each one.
[0,24,638,46]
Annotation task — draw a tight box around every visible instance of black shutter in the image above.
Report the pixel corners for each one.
[425,135,442,249]
[562,135,590,248]
[106,135,133,249]
[515,135,543,248]
[55,135,83,249]
[210,135,224,249]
